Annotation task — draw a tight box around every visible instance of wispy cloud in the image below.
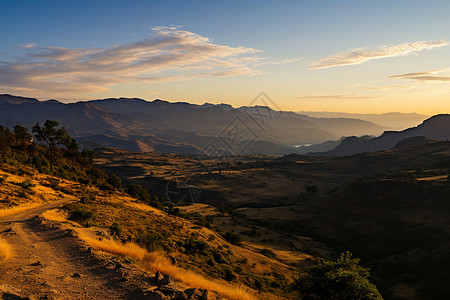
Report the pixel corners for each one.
[363,85,412,90]
[271,57,303,65]
[311,41,448,69]
[389,68,450,81]
[0,26,260,96]
[20,43,37,49]
[296,94,376,99]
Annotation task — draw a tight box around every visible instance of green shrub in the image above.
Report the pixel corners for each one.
[183,238,209,254]
[68,205,96,222]
[223,231,242,245]
[260,248,277,259]
[137,231,164,251]
[18,180,35,189]
[17,189,29,199]
[107,173,122,189]
[0,175,8,184]
[80,193,96,204]
[293,251,382,300]
[109,222,122,237]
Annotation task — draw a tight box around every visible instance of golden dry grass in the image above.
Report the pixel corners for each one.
[123,200,165,216]
[416,174,449,181]
[77,232,256,300]
[41,209,67,222]
[0,202,42,217]
[0,237,12,260]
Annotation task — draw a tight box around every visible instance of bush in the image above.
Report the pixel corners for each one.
[260,248,277,259]
[223,232,242,245]
[68,205,96,222]
[305,184,318,193]
[293,251,382,300]
[47,177,60,189]
[16,189,29,199]
[107,173,122,189]
[126,183,151,203]
[109,222,122,237]
[80,193,96,204]
[137,231,164,251]
[183,238,209,254]
[0,175,7,185]
[225,268,236,282]
[18,180,35,189]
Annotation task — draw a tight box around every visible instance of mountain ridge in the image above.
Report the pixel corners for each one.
[0,94,388,155]
[315,114,450,156]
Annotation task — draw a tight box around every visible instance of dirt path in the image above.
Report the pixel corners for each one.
[0,200,148,299]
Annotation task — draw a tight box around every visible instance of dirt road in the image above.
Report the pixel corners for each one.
[0,200,148,299]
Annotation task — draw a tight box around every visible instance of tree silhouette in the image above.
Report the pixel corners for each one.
[32,120,71,173]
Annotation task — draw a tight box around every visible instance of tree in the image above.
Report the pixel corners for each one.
[14,125,33,145]
[32,120,71,173]
[293,252,382,300]
[107,173,122,189]
[0,126,15,154]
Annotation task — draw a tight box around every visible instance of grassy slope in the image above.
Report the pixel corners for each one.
[0,161,304,299]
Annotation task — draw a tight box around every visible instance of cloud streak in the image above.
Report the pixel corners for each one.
[311,41,448,69]
[0,26,260,96]
[389,68,450,81]
[296,94,376,99]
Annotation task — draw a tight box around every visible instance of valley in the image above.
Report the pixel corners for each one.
[94,140,450,300]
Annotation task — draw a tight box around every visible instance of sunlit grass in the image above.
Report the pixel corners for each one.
[0,238,12,260]
[0,202,41,217]
[77,232,256,300]
[41,209,67,222]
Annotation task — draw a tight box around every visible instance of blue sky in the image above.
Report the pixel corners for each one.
[1,0,450,114]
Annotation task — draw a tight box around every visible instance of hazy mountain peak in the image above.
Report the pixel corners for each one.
[0,94,39,105]
[317,114,450,156]
[201,103,235,111]
[43,99,62,104]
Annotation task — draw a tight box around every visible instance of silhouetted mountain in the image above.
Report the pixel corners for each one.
[0,94,39,105]
[0,95,135,137]
[393,136,437,148]
[316,114,450,156]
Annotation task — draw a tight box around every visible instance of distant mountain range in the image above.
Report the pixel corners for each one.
[1,94,388,155]
[313,114,450,156]
[298,111,429,129]
[1,94,447,156]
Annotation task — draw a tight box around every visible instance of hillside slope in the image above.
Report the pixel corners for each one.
[0,158,304,299]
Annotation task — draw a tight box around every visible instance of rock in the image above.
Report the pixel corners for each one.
[182,288,218,300]
[155,286,177,297]
[30,261,43,267]
[153,271,164,283]
[183,288,202,299]
[65,229,77,237]
[168,256,177,265]
[201,290,219,300]
[2,227,13,233]
[0,283,30,300]
[157,275,171,286]
[70,273,82,278]
[143,291,170,300]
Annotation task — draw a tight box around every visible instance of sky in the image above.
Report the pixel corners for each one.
[1,0,449,114]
